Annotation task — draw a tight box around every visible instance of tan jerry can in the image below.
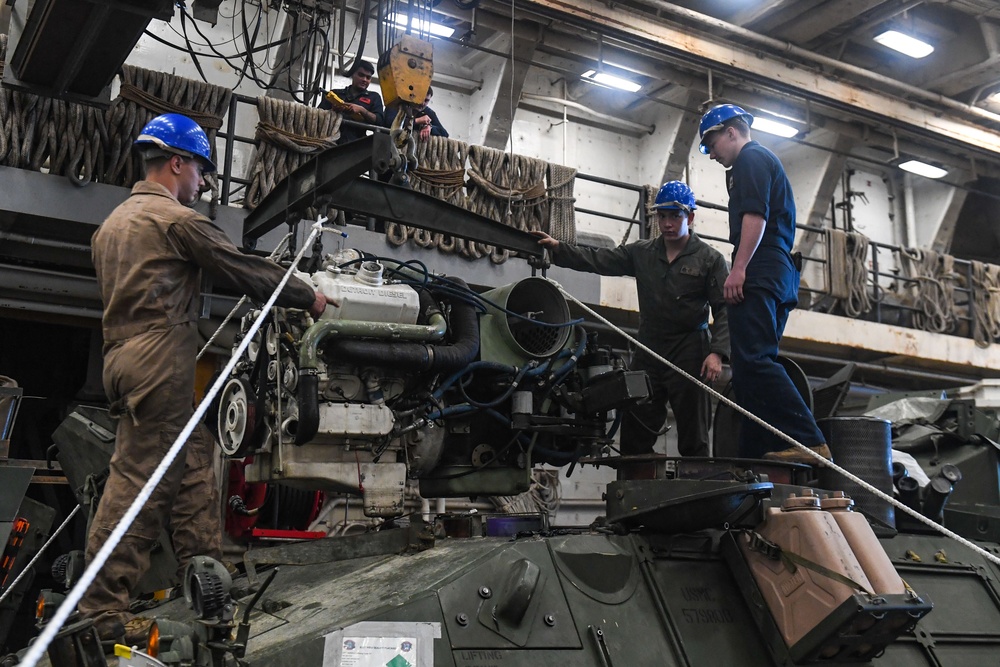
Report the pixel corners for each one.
[738,492,874,648]
[822,491,905,595]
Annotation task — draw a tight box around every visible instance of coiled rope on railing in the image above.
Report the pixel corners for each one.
[34,97,107,186]
[0,51,231,207]
[411,136,468,204]
[827,229,872,318]
[467,145,548,265]
[387,138,574,264]
[244,95,341,210]
[0,36,9,167]
[401,135,471,255]
[898,247,958,334]
[547,163,577,245]
[643,185,658,239]
[969,260,1000,348]
[1,87,39,171]
[19,218,329,667]
[105,66,231,216]
[547,276,1000,569]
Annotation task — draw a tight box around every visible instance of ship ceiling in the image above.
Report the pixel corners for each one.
[418,0,1000,181]
[4,0,999,175]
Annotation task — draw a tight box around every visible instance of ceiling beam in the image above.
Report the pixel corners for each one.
[514,0,1000,160]
[774,0,892,44]
[926,54,1000,97]
[482,28,540,148]
[923,22,1000,97]
[808,0,928,53]
[727,0,802,28]
[659,90,702,183]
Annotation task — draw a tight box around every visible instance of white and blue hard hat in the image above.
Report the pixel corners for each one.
[698,104,754,155]
[134,113,217,172]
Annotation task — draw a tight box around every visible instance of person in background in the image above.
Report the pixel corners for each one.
[698,103,829,463]
[384,85,449,140]
[320,61,384,144]
[533,181,729,457]
[79,113,327,645]
[412,86,448,140]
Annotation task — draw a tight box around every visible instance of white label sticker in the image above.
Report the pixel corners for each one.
[339,636,418,667]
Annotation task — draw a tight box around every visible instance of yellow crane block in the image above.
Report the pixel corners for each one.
[378,35,433,108]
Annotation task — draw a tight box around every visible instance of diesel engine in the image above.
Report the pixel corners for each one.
[216,250,649,518]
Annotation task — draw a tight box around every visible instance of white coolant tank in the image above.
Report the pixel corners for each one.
[314,261,420,324]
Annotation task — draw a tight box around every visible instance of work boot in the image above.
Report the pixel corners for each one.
[762,444,832,464]
[122,617,155,649]
[94,619,126,644]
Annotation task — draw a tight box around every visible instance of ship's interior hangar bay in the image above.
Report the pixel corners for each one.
[3,0,1000,664]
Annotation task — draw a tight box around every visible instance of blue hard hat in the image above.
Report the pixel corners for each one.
[698,104,754,154]
[134,113,217,172]
[653,180,697,212]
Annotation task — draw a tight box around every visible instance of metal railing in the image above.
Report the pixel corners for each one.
[213,97,988,344]
[698,222,985,342]
[214,95,651,235]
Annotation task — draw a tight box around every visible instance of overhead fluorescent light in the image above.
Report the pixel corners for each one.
[752,116,799,138]
[873,30,934,58]
[389,14,455,38]
[581,69,643,93]
[899,160,948,179]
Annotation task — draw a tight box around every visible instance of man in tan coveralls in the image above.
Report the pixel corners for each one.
[79,113,327,643]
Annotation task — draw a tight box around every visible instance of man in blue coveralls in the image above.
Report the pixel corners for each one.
[698,104,830,463]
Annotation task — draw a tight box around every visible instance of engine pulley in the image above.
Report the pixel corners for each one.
[218,377,260,457]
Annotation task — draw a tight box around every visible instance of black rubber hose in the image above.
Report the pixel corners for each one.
[427,277,480,371]
[295,372,320,445]
[418,287,439,318]
[328,338,433,370]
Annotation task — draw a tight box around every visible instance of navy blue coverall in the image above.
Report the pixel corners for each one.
[319,85,384,144]
[726,141,825,457]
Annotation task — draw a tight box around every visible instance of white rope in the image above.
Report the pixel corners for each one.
[197,232,294,360]
[0,504,81,605]
[196,227,348,360]
[21,218,328,667]
[842,232,872,318]
[547,277,1000,569]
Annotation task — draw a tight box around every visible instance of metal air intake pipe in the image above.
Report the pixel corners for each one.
[295,310,448,446]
